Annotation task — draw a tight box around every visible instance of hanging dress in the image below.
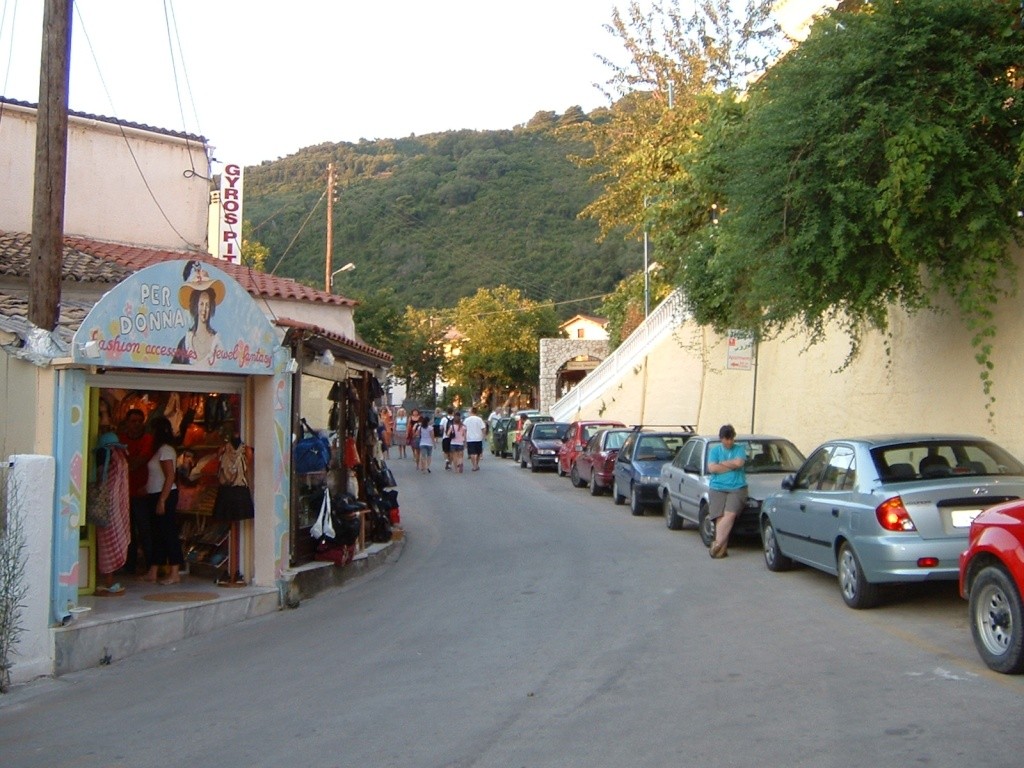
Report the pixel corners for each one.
[96,444,131,575]
[212,441,255,520]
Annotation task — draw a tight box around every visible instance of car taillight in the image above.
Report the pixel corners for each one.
[876,497,917,532]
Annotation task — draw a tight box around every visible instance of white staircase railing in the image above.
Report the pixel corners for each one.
[550,289,687,421]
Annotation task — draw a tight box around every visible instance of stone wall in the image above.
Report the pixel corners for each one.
[538,338,609,414]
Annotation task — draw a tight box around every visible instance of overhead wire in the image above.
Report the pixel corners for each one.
[0,0,21,129]
[163,0,210,181]
[268,187,328,275]
[73,3,203,250]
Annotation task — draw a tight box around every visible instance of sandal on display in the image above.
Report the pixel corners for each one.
[96,583,126,595]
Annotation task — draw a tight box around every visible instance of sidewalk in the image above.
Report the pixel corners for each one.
[42,536,404,678]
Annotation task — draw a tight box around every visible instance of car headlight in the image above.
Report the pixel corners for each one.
[538,449,555,456]
[640,474,660,485]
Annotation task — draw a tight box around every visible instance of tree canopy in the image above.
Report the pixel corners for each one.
[670,0,1024,401]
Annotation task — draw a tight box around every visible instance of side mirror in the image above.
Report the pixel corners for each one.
[781,475,796,491]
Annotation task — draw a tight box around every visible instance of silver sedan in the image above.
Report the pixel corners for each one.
[659,434,805,546]
[760,435,1024,609]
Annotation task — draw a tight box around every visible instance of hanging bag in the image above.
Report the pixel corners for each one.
[310,488,335,541]
[294,418,331,475]
[86,433,122,527]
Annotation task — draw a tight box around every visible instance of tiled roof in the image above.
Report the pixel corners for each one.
[0,231,392,366]
[276,317,393,365]
[1,230,357,307]
[0,96,207,144]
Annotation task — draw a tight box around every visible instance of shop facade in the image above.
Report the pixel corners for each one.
[54,259,292,624]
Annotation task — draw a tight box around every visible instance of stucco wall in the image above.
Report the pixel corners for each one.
[0,103,210,250]
[0,354,53,459]
[566,246,1024,459]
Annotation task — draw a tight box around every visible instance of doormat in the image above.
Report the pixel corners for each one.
[143,591,218,603]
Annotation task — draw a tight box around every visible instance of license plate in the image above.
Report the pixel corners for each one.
[950,509,983,528]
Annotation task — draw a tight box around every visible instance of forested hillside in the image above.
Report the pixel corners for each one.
[244,109,636,315]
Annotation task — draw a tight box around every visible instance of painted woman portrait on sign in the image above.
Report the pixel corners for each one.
[173,262,225,366]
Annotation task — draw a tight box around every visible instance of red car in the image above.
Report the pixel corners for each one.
[960,499,1024,674]
[557,419,625,478]
[570,428,632,495]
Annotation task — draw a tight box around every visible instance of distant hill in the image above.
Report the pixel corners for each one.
[243,110,637,316]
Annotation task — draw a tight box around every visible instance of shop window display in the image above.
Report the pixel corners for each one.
[93,388,244,582]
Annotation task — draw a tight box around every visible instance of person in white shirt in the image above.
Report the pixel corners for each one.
[463,407,488,471]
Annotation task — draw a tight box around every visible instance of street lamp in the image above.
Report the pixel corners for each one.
[329,262,355,292]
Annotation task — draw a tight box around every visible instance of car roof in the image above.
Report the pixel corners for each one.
[814,434,989,447]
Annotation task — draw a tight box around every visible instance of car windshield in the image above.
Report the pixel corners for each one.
[603,431,629,451]
[533,424,565,440]
[635,434,688,461]
[871,439,1024,481]
[717,439,805,473]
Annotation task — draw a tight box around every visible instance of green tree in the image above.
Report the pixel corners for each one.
[445,287,560,407]
[352,288,402,353]
[240,220,268,271]
[565,0,778,241]
[675,0,1024,404]
[390,307,447,406]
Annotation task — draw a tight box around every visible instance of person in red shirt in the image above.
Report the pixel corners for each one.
[119,408,156,578]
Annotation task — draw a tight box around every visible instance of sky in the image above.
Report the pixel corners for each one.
[0,0,628,169]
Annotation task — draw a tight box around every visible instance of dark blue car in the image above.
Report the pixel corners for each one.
[612,428,694,516]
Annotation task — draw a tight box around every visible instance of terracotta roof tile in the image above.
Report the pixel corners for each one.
[276,317,393,364]
[0,231,391,365]
[0,230,357,307]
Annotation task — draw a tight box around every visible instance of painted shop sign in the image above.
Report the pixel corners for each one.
[72,260,279,374]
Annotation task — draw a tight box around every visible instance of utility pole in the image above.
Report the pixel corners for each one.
[324,162,334,291]
[29,0,72,330]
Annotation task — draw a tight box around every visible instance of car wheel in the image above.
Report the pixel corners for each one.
[630,484,645,516]
[837,542,880,609]
[570,464,584,488]
[556,460,566,478]
[664,495,682,530]
[698,503,715,547]
[530,456,540,472]
[969,564,1024,674]
[612,477,626,505]
[761,518,792,572]
[589,471,603,496]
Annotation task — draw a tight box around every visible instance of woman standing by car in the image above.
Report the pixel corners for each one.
[708,424,747,559]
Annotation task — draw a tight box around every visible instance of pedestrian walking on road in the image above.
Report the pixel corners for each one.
[441,406,454,470]
[394,407,408,459]
[463,407,487,471]
[417,413,435,473]
[707,423,747,559]
[407,408,422,467]
[449,413,467,473]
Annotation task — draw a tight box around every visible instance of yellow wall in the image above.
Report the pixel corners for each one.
[571,248,1024,458]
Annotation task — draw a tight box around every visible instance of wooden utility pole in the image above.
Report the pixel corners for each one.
[324,162,334,292]
[29,0,73,331]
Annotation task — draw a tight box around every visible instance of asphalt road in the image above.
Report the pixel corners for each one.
[2,452,1023,767]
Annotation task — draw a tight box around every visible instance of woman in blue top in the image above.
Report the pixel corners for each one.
[707,424,747,559]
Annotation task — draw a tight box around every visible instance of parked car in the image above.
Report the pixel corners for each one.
[519,421,570,471]
[960,499,1024,673]
[557,419,625,477]
[659,435,805,546]
[512,414,552,463]
[489,416,515,457]
[572,428,633,495]
[760,435,1024,609]
[612,428,695,516]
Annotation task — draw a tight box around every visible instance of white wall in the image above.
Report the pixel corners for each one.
[0,102,210,250]
[5,455,56,685]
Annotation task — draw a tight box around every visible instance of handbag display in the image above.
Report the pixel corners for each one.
[310,488,335,541]
[294,419,331,475]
